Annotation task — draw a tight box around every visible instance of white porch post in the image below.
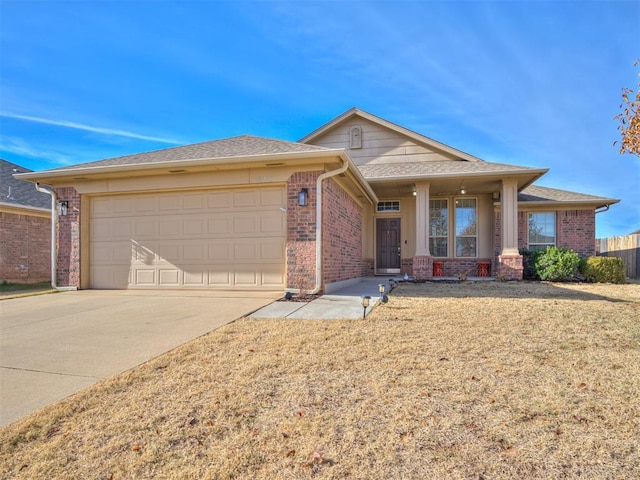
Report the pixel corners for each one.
[413,182,433,280]
[415,182,431,256]
[500,178,520,256]
[497,177,524,280]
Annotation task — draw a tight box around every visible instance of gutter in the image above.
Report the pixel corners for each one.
[35,183,57,289]
[33,184,77,291]
[308,157,350,294]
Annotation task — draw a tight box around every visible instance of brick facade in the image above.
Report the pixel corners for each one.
[286,172,372,292]
[0,211,51,283]
[412,255,433,280]
[322,177,372,286]
[439,258,494,277]
[497,255,524,280]
[48,175,600,290]
[501,208,597,257]
[401,258,413,276]
[55,187,81,288]
[286,171,320,291]
[557,209,596,257]
[491,207,597,280]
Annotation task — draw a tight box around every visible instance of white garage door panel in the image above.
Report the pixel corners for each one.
[89,187,286,289]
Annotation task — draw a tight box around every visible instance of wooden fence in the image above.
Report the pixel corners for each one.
[596,234,640,279]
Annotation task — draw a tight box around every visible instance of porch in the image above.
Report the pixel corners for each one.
[369,176,530,281]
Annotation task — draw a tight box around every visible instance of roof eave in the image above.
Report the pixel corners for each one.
[339,151,378,204]
[14,149,348,183]
[364,168,549,184]
[0,202,51,214]
[517,198,621,208]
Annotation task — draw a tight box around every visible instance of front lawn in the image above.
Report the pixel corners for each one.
[0,281,55,299]
[1,281,638,479]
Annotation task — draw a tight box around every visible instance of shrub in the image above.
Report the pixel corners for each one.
[520,248,543,280]
[581,256,626,284]
[533,246,581,282]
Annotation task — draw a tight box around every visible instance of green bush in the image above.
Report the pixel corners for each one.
[533,246,581,282]
[581,256,626,284]
[520,248,543,280]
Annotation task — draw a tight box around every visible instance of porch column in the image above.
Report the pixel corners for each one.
[415,182,430,256]
[498,178,523,279]
[413,182,433,279]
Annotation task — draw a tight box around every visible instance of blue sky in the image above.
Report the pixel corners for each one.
[1,0,638,237]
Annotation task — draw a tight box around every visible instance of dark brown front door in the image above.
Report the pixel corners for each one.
[376,218,401,274]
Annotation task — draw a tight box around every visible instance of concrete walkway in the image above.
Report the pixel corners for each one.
[250,275,496,320]
[250,276,395,319]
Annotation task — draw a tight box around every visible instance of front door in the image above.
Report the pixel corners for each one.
[376,218,401,274]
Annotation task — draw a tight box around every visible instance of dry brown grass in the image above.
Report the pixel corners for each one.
[1,281,639,479]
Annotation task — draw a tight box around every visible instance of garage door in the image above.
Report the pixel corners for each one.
[89,186,286,289]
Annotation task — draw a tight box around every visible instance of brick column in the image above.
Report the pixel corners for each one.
[286,171,322,291]
[55,187,81,288]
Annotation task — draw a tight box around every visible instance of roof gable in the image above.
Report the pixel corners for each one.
[300,107,483,164]
[0,159,51,210]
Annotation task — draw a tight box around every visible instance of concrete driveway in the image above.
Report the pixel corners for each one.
[0,290,279,426]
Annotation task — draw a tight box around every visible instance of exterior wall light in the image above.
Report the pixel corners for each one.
[298,188,308,206]
[361,295,371,319]
[58,200,68,216]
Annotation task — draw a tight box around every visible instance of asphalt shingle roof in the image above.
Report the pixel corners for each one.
[49,135,330,172]
[358,160,540,179]
[1,159,51,210]
[518,185,616,203]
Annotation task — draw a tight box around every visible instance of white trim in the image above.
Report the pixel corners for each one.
[376,200,401,212]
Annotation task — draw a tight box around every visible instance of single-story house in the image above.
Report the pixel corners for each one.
[1,159,52,284]
[16,108,619,291]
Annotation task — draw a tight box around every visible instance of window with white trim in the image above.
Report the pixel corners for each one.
[377,201,400,212]
[455,198,477,257]
[429,199,448,257]
[528,212,556,250]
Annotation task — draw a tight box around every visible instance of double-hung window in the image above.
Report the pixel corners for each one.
[429,199,448,257]
[528,212,556,250]
[455,198,477,257]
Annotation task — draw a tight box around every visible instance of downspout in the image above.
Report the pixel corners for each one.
[595,205,610,214]
[308,157,350,294]
[35,183,57,289]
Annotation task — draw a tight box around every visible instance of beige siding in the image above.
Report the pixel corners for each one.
[369,197,416,259]
[89,186,286,290]
[309,117,455,165]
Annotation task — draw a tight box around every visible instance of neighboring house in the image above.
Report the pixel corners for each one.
[1,159,52,284]
[16,108,619,291]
